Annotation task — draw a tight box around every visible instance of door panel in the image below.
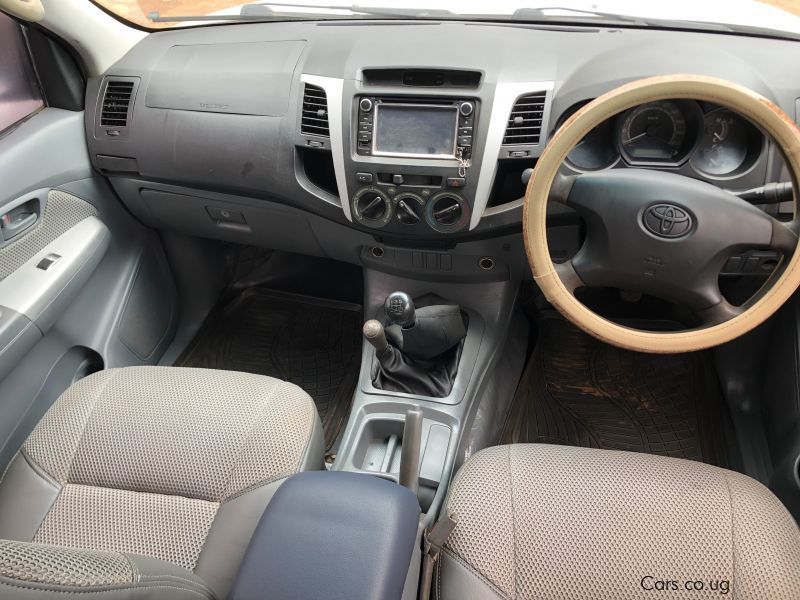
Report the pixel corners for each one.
[0,15,177,469]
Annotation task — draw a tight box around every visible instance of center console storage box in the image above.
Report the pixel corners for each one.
[230,471,420,600]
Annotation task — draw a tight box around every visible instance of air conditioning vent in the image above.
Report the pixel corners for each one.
[100,80,135,127]
[503,91,547,145]
[301,84,329,137]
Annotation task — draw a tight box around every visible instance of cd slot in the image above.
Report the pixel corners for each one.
[377,173,443,187]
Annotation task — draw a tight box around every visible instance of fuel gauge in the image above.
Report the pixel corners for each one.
[691,109,755,177]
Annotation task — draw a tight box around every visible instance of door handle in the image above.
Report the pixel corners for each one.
[0,211,37,242]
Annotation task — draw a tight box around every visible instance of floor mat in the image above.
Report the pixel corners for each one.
[176,289,362,449]
[502,315,728,466]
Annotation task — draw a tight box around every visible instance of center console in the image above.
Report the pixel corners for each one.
[348,94,480,235]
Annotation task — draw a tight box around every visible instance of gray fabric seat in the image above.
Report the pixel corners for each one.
[438,444,800,600]
[0,366,324,599]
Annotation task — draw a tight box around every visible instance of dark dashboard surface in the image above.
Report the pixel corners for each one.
[85,19,800,249]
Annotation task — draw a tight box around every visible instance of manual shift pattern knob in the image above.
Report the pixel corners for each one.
[385,292,416,328]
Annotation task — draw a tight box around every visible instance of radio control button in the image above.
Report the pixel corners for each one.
[446,177,466,188]
[458,127,473,136]
[358,122,373,132]
[359,98,374,112]
[459,102,474,116]
[457,135,472,146]
[358,132,372,142]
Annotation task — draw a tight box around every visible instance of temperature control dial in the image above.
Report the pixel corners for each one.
[352,187,392,228]
[426,192,470,232]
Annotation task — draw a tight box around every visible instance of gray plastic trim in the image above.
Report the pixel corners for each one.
[300,74,352,221]
[471,81,554,230]
[0,217,110,329]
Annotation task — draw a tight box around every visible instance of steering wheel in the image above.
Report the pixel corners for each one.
[524,75,800,353]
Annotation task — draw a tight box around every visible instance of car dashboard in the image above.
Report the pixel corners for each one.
[85,19,800,255]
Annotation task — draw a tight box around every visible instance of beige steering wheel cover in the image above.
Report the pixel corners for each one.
[524,74,800,353]
[0,0,45,22]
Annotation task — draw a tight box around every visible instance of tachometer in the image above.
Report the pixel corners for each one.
[566,118,618,171]
[619,101,696,165]
[690,108,758,177]
[557,101,619,171]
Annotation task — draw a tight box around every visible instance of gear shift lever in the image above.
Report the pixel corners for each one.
[364,292,467,397]
[385,291,416,328]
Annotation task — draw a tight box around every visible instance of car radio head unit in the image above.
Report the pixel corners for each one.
[356,97,475,160]
[373,104,458,158]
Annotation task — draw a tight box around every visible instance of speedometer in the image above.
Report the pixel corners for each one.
[618,101,698,165]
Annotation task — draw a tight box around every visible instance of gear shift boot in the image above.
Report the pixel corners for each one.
[400,304,466,361]
[365,293,468,398]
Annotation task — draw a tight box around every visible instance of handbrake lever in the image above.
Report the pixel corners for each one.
[398,406,423,495]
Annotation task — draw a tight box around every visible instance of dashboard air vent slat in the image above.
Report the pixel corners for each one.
[301,84,330,137]
[101,80,135,127]
[503,91,547,145]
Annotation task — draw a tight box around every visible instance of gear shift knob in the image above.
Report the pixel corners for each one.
[363,319,389,353]
[385,292,416,328]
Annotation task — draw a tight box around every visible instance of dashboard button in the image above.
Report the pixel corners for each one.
[392,174,404,185]
[358,122,373,132]
[457,135,472,146]
[356,172,373,184]
[458,127,473,136]
[359,98,374,112]
[446,177,466,188]
[358,132,372,142]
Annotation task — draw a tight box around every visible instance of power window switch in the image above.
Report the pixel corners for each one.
[36,253,62,271]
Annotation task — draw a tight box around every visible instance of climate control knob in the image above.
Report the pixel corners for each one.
[395,193,423,225]
[426,192,469,232]
[352,186,392,228]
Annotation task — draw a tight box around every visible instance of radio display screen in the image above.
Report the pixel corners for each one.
[373,104,458,157]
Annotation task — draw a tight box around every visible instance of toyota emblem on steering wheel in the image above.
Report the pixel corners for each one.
[643,204,693,239]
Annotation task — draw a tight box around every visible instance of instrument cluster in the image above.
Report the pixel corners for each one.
[559,100,765,179]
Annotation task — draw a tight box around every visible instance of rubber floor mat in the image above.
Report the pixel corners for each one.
[502,315,727,466]
[176,289,362,449]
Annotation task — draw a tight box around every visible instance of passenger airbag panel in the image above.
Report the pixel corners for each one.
[145,41,306,116]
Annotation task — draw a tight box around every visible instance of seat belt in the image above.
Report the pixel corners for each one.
[419,514,457,600]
